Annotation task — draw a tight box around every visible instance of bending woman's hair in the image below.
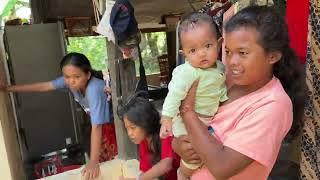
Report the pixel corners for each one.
[60,52,103,80]
[121,94,162,165]
[224,6,306,139]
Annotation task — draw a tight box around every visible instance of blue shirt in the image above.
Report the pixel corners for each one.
[52,76,110,125]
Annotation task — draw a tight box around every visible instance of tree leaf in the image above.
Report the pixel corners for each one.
[1,0,17,17]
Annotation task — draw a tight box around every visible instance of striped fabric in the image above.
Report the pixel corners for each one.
[300,0,320,179]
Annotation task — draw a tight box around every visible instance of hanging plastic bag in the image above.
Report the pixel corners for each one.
[96,0,116,43]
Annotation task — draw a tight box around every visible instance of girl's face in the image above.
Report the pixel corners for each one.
[224,27,277,90]
[62,65,90,91]
[123,116,146,144]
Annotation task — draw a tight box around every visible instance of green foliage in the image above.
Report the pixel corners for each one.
[67,32,167,75]
[67,36,107,70]
[1,0,30,25]
[1,0,17,17]
[138,32,167,74]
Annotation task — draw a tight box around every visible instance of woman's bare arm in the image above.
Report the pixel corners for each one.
[139,157,173,180]
[5,82,55,92]
[180,81,253,180]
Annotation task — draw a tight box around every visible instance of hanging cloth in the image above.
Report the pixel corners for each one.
[96,0,116,43]
[110,0,139,43]
[286,0,309,64]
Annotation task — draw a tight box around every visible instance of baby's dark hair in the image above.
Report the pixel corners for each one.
[120,94,162,165]
[178,12,221,45]
[225,6,305,140]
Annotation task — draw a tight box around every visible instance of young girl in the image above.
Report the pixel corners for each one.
[159,12,228,179]
[173,6,305,180]
[0,53,117,180]
[121,94,180,180]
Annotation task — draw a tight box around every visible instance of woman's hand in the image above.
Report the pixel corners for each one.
[104,86,112,101]
[104,86,111,94]
[81,160,100,180]
[172,135,201,165]
[179,80,199,118]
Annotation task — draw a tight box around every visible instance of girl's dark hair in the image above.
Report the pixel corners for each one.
[224,6,305,139]
[121,95,161,165]
[60,52,103,79]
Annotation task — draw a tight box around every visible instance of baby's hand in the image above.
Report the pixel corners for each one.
[160,119,173,139]
[104,86,111,94]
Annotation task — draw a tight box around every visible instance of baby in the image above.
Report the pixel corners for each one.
[160,12,228,179]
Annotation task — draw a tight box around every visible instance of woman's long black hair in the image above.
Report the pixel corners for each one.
[60,52,103,79]
[120,93,162,165]
[224,6,306,140]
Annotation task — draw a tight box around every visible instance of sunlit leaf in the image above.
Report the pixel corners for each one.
[1,0,17,17]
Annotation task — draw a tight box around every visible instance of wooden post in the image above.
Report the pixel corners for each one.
[0,31,26,180]
[166,31,176,80]
[29,0,46,23]
[106,41,138,160]
[164,15,180,79]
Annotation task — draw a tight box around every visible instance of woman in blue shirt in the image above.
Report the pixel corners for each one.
[1,52,117,180]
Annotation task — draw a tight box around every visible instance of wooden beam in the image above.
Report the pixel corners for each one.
[164,15,180,80]
[106,41,138,160]
[166,31,176,80]
[139,23,167,33]
[140,27,167,34]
